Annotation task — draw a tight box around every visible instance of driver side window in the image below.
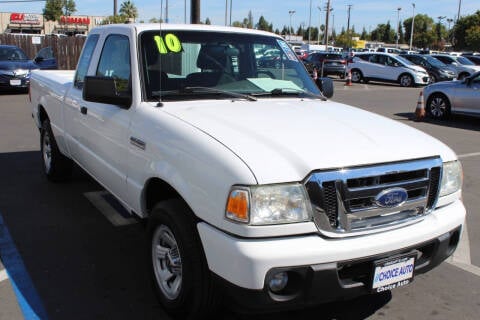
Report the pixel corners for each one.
[96,34,131,94]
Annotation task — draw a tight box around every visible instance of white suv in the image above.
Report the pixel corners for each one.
[348,52,430,87]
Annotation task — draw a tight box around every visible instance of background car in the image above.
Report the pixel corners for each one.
[0,45,39,90]
[400,54,456,83]
[348,52,429,87]
[463,55,480,66]
[423,71,480,119]
[303,52,346,78]
[430,54,480,80]
[33,46,58,70]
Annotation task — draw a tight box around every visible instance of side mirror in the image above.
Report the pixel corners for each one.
[316,77,334,98]
[451,62,458,66]
[34,56,44,63]
[83,76,131,108]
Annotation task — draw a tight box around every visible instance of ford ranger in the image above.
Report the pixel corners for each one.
[29,24,465,318]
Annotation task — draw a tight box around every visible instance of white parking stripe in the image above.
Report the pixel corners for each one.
[447,220,480,277]
[458,152,480,159]
[84,191,138,226]
[0,269,8,283]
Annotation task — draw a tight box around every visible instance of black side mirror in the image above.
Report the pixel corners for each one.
[316,77,334,98]
[34,56,44,63]
[83,76,131,108]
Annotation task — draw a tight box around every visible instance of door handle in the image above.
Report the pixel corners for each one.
[80,106,88,115]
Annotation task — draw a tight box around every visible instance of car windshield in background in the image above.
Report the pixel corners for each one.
[425,55,447,68]
[395,55,415,66]
[139,30,320,101]
[456,56,475,66]
[0,47,29,61]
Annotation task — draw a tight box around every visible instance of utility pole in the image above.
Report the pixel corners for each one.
[396,7,401,49]
[317,6,322,44]
[191,0,200,24]
[230,0,233,26]
[166,0,169,23]
[324,0,331,46]
[456,0,462,23]
[409,3,415,50]
[114,0,117,17]
[346,5,352,49]
[225,0,228,26]
[289,10,296,38]
[308,0,312,43]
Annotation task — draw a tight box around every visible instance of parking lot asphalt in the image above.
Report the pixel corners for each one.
[0,82,479,319]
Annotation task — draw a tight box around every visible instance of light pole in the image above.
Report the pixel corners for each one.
[289,10,296,38]
[308,0,313,43]
[317,6,322,44]
[324,0,331,46]
[230,0,233,26]
[456,0,462,23]
[346,5,352,49]
[409,3,415,50]
[396,7,401,49]
[225,0,228,26]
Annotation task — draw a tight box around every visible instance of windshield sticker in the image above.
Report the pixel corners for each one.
[277,40,297,61]
[154,34,183,54]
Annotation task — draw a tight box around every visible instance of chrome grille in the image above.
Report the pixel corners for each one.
[305,157,442,238]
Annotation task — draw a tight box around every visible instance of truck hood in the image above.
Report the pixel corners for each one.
[164,98,456,184]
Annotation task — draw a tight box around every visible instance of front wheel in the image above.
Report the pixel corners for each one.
[41,119,72,181]
[426,93,451,120]
[399,74,414,87]
[148,199,220,319]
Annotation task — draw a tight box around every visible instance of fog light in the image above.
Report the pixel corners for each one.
[268,271,288,293]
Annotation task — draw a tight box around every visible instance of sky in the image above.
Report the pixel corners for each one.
[0,0,478,33]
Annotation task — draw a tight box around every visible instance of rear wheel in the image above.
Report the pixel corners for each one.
[426,93,451,120]
[41,119,73,181]
[350,69,363,83]
[147,199,220,319]
[458,72,470,80]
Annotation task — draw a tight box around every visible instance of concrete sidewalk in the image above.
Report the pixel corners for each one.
[0,260,23,320]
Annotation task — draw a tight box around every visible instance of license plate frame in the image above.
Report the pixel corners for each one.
[10,79,21,86]
[371,252,416,293]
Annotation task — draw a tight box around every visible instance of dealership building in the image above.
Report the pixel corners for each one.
[0,11,107,35]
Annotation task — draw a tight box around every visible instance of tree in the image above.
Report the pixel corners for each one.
[43,0,63,22]
[256,16,272,31]
[119,0,138,21]
[63,0,76,16]
[453,11,480,50]
[403,14,435,49]
[101,14,129,24]
[205,17,211,25]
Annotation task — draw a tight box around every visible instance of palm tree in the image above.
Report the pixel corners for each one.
[119,0,138,21]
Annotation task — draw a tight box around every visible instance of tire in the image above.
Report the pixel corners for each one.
[350,69,363,83]
[399,74,414,87]
[458,72,469,80]
[41,119,73,181]
[426,93,451,120]
[147,199,220,319]
[429,74,437,83]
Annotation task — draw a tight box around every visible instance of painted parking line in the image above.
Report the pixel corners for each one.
[84,191,138,226]
[0,212,48,319]
[0,268,8,282]
[458,152,480,159]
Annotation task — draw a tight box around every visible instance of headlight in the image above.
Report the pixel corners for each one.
[439,160,463,197]
[226,183,312,225]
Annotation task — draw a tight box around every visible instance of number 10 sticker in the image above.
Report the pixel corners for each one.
[154,34,183,54]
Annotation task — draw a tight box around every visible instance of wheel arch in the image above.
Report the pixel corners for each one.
[142,177,188,217]
[397,72,414,84]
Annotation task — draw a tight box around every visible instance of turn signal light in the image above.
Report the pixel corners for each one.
[226,189,249,223]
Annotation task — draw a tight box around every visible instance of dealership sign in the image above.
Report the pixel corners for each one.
[10,13,41,24]
[60,16,91,25]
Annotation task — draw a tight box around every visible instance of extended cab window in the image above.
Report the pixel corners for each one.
[96,34,131,94]
[74,34,99,89]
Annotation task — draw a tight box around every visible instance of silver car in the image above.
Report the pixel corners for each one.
[423,71,480,119]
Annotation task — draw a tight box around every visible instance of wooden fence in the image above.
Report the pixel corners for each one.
[0,34,85,70]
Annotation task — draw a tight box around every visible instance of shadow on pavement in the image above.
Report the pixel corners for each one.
[395,112,480,131]
[0,151,391,319]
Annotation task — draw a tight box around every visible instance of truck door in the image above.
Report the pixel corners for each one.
[69,33,133,203]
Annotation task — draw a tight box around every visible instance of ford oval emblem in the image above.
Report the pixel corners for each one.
[374,188,408,208]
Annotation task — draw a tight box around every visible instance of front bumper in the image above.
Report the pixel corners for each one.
[198,200,465,310]
[414,73,430,85]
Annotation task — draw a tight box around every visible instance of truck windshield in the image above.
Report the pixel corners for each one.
[139,30,321,101]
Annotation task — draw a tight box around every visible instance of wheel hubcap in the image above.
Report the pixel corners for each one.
[430,97,446,118]
[42,131,52,172]
[152,225,182,300]
[401,76,411,87]
[352,72,360,82]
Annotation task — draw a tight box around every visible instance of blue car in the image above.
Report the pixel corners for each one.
[0,45,39,90]
[33,47,58,70]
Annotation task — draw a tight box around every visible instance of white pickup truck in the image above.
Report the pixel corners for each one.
[30,24,465,318]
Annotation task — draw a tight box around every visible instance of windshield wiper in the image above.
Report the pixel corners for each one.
[155,86,257,102]
[252,88,327,101]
